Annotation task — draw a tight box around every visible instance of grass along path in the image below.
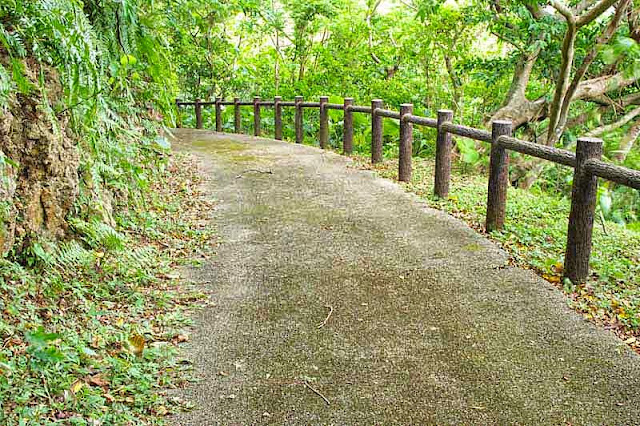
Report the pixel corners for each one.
[0,152,215,424]
[356,156,640,351]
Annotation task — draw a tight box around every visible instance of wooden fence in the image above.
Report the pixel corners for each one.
[175,96,640,284]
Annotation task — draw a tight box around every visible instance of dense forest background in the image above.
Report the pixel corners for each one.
[1,0,639,240]
[171,0,640,226]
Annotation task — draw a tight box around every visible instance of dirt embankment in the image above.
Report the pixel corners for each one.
[0,58,79,254]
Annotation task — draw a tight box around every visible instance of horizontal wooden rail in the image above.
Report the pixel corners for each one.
[176,95,640,284]
[374,108,401,119]
[442,123,492,143]
[347,105,373,113]
[584,159,640,190]
[325,103,344,110]
[405,115,437,128]
[497,135,576,167]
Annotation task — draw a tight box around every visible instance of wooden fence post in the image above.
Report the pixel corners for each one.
[399,103,413,182]
[274,96,283,140]
[195,98,203,129]
[295,96,303,144]
[215,97,222,132]
[175,98,182,128]
[319,96,329,149]
[486,120,513,232]
[371,99,383,163]
[253,96,261,136]
[234,97,241,133]
[343,98,354,155]
[435,109,454,198]
[564,137,603,283]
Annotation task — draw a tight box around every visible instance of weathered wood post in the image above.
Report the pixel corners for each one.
[234,97,241,134]
[274,96,283,140]
[319,96,329,149]
[175,98,182,128]
[564,137,603,283]
[253,96,261,137]
[435,109,454,198]
[486,120,513,232]
[215,97,222,132]
[399,103,413,182]
[371,99,383,163]
[195,98,203,129]
[343,98,354,155]
[295,96,303,144]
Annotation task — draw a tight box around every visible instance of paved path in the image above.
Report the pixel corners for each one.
[170,129,640,425]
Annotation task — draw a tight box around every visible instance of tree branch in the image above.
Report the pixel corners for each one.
[555,0,631,139]
[547,1,578,144]
[586,106,640,136]
[612,118,640,162]
[576,0,620,27]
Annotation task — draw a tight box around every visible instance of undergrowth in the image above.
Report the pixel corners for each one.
[0,152,214,424]
[357,156,640,351]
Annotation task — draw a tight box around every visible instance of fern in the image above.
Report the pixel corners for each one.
[69,218,126,251]
[54,241,94,269]
[122,245,156,268]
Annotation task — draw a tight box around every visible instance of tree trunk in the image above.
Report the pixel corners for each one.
[546,1,577,145]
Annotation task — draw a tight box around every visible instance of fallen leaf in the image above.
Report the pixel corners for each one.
[70,380,84,394]
[128,333,145,357]
[87,374,109,388]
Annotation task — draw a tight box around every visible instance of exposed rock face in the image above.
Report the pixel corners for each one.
[0,62,79,254]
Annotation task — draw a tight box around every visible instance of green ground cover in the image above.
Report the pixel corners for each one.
[0,153,213,424]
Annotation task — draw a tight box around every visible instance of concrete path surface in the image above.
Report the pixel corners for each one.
[170,129,640,425]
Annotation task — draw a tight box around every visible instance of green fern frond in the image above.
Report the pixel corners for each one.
[69,218,126,251]
[54,241,94,269]
[122,246,156,268]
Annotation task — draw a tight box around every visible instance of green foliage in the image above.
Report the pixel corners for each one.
[167,0,639,227]
[0,155,212,424]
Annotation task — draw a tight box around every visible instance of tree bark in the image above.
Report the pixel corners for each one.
[613,119,640,162]
[554,0,631,140]
[546,0,577,145]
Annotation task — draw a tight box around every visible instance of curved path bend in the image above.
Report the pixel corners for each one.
[170,129,640,425]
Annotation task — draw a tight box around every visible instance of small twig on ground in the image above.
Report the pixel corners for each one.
[599,210,608,236]
[304,380,330,406]
[235,169,273,178]
[317,304,334,329]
